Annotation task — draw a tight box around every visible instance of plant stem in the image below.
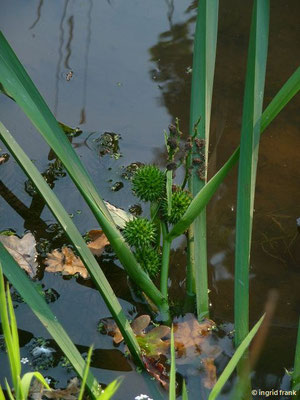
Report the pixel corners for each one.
[187,0,219,320]
[160,222,171,299]
[292,318,300,391]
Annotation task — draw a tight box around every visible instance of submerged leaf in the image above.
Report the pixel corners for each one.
[0,233,38,277]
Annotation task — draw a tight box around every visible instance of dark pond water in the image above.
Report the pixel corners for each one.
[0,0,300,399]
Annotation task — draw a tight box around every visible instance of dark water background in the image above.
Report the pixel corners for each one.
[0,0,299,398]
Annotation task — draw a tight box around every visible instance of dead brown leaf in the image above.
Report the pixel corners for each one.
[44,230,109,278]
[30,377,80,400]
[45,247,89,278]
[87,229,109,256]
[0,233,38,277]
[202,358,217,389]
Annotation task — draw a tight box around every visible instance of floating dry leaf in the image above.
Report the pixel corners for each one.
[0,233,38,277]
[45,247,89,278]
[104,201,135,228]
[87,229,109,256]
[30,377,80,400]
[45,230,109,278]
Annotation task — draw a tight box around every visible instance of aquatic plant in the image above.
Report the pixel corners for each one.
[123,218,157,248]
[132,165,166,202]
[0,0,299,397]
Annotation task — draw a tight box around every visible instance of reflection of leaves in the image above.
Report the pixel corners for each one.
[173,313,216,359]
[202,358,217,389]
[45,230,109,278]
[30,377,80,400]
[0,233,38,277]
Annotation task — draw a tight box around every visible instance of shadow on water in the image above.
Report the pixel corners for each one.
[0,0,299,398]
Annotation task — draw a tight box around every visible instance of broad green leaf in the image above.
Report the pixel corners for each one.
[0,122,143,369]
[208,315,264,400]
[188,0,219,321]
[234,0,269,347]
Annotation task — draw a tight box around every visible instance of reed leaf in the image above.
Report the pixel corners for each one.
[234,0,269,347]
[182,380,189,400]
[292,318,300,391]
[188,0,219,321]
[0,122,143,368]
[169,326,176,400]
[0,32,168,317]
[208,314,265,400]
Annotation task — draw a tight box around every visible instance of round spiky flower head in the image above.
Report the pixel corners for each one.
[123,218,157,248]
[132,165,165,202]
[162,187,192,224]
[135,246,161,278]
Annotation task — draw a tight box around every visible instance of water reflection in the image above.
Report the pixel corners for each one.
[29,0,44,30]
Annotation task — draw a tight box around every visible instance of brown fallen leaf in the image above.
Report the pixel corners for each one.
[44,230,109,278]
[30,377,80,400]
[0,233,38,277]
[87,229,109,256]
[45,247,89,278]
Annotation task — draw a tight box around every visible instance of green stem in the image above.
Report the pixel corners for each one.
[292,318,300,391]
[160,222,171,299]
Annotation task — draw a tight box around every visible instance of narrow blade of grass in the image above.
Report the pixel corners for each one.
[188,0,219,321]
[234,0,269,347]
[0,32,168,318]
[292,318,300,391]
[0,123,143,368]
[20,372,51,400]
[208,315,265,400]
[0,267,20,390]
[182,379,189,400]
[166,170,172,217]
[97,377,124,400]
[6,282,21,380]
[169,326,176,400]
[0,253,100,397]
[168,66,300,241]
[78,347,94,400]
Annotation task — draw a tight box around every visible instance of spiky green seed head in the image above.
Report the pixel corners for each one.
[162,187,192,224]
[132,165,165,202]
[123,218,157,248]
[135,246,161,278]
